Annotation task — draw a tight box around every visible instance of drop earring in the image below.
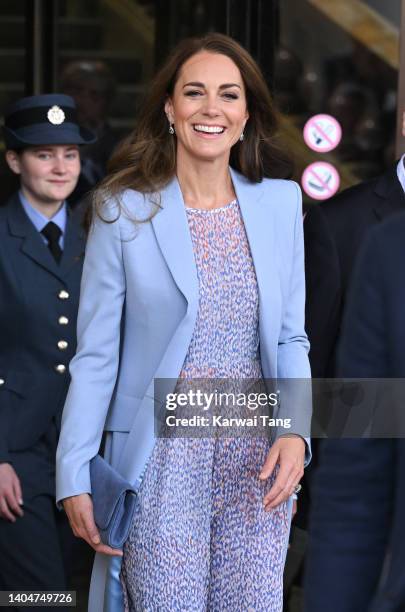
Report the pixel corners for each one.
[239,131,244,142]
[169,123,175,135]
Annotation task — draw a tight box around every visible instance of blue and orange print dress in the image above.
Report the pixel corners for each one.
[120,200,292,611]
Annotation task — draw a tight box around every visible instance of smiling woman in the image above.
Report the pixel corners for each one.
[6,146,80,216]
[91,32,292,221]
[164,52,249,173]
[0,93,96,601]
[56,33,311,612]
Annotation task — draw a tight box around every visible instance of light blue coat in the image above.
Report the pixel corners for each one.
[56,167,311,610]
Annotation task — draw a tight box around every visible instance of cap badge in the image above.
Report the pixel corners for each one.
[47,105,65,125]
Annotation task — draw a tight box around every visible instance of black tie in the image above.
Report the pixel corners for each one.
[41,222,62,263]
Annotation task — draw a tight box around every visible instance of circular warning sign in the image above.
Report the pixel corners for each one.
[303,114,342,153]
[301,162,340,201]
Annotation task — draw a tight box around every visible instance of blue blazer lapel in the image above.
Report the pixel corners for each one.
[150,176,199,307]
[151,169,282,339]
[7,194,64,281]
[230,168,281,333]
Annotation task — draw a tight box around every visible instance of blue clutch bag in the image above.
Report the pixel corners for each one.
[89,454,138,549]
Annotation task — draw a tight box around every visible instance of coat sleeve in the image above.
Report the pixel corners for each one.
[337,226,387,378]
[303,204,341,378]
[276,182,312,462]
[56,203,125,504]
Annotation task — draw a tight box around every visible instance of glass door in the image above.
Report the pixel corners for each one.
[274,0,402,199]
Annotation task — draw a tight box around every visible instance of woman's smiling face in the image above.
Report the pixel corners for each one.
[165,51,249,164]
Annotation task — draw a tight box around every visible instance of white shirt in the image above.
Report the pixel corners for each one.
[396,154,405,196]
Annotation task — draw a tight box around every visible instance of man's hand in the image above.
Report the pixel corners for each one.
[0,463,24,522]
[63,493,123,557]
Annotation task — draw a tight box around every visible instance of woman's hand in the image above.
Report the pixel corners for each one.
[259,436,305,511]
[63,493,123,557]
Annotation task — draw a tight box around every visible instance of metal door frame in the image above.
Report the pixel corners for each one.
[396,0,405,156]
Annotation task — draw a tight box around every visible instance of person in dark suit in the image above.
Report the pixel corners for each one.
[286,163,403,607]
[304,208,405,612]
[294,203,341,526]
[304,155,405,611]
[312,164,405,434]
[322,163,405,300]
[283,203,341,610]
[0,94,95,596]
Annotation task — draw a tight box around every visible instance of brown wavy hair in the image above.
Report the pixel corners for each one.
[92,32,292,223]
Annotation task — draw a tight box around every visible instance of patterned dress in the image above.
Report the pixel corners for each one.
[120,200,291,611]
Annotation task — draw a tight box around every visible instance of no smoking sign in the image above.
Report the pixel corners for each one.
[303,114,342,153]
[301,162,340,201]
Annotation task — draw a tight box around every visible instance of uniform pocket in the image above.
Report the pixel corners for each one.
[0,370,33,398]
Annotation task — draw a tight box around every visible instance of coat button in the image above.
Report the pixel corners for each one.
[58,316,69,325]
[58,340,68,350]
[58,290,70,300]
[0,378,4,386]
[55,364,66,374]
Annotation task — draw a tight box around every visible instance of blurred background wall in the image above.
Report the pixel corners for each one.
[0,0,404,202]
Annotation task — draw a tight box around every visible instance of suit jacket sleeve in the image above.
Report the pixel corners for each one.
[56,203,125,504]
[304,204,341,378]
[276,183,312,457]
[337,227,387,378]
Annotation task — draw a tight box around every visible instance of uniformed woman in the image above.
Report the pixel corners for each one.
[0,94,95,596]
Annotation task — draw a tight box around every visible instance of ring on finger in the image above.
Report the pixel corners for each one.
[293,484,302,494]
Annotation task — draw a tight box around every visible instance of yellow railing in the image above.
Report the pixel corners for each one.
[308,0,399,69]
[103,0,154,47]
